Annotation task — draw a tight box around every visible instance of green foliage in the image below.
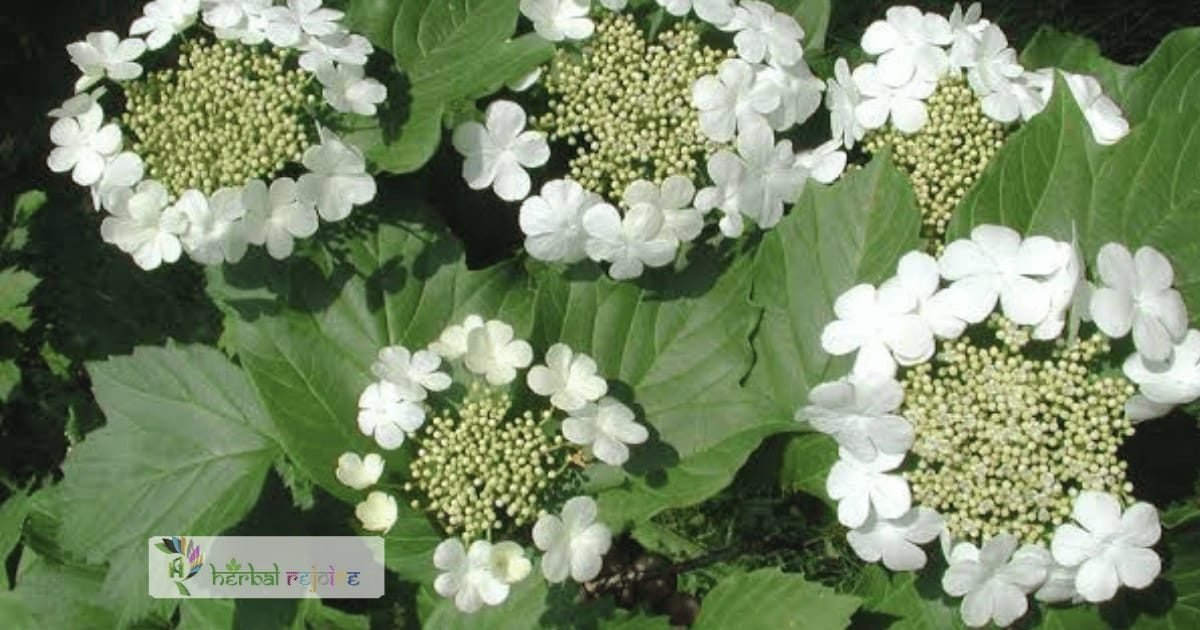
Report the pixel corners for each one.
[693,568,861,629]
[1121,28,1200,123]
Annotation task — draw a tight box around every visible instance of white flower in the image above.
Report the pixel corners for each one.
[47,103,122,186]
[464,320,534,386]
[962,24,1025,123]
[598,0,627,11]
[263,0,343,47]
[90,152,144,212]
[452,100,549,202]
[67,31,145,91]
[356,381,425,449]
[99,180,187,270]
[562,397,648,466]
[938,225,1064,327]
[297,128,376,222]
[316,63,386,115]
[942,534,1049,628]
[827,58,866,149]
[335,452,384,490]
[1125,394,1176,423]
[533,496,613,583]
[1064,73,1130,145]
[242,177,318,259]
[527,344,607,412]
[1036,560,1082,604]
[1050,491,1162,603]
[1032,240,1087,341]
[848,507,944,571]
[430,315,485,360]
[488,541,532,585]
[692,58,778,143]
[883,250,968,339]
[725,1,804,66]
[622,176,704,243]
[1013,68,1054,121]
[202,0,270,31]
[852,62,937,133]
[131,0,200,51]
[1123,330,1200,405]
[433,539,510,613]
[354,491,398,532]
[656,0,735,26]
[946,2,988,67]
[795,139,847,185]
[754,60,824,131]
[694,151,748,238]
[519,0,593,42]
[800,375,914,462]
[177,188,248,264]
[583,203,678,280]
[729,119,806,231]
[519,179,597,263]
[299,32,373,71]
[49,89,105,119]
[860,6,952,87]
[826,448,911,528]
[820,283,934,377]
[370,346,451,401]
[1090,243,1187,362]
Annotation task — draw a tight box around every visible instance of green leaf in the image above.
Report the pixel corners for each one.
[420,576,548,630]
[0,489,31,590]
[850,566,964,630]
[778,432,838,503]
[1121,28,1200,123]
[693,567,861,629]
[3,190,47,252]
[55,344,280,625]
[0,360,18,402]
[7,550,121,630]
[345,98,445,175]
[946,74,1094,243]
[770,0,830,52]
[344,0,402,53]
[0,267,39,332]
[1019,26,1133,100]
[746,154,922,418]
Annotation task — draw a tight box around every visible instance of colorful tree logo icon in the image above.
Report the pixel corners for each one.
[155,536,204,596]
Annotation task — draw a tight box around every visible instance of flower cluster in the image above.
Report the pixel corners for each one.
[340,315,650,613]
[453,0,845,281]
[801,224,1196,626]
[48,0,385,270]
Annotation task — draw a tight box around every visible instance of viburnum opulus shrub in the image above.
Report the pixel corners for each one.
[6,0,1200,628]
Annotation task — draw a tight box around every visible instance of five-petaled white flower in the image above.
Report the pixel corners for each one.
[847,507,944,571]
[354,491,398,532]
[583,203,678,280]
[692,58,778,143]
[562,397,649,466]
[1050,491,1162,603]
[1064,73,1130,146]
[356,381,425,449]
[335,452,384,490]
[263,0,343,47]
[242,177,318,260]
[47,103,122,186]
[827,58,866,149]
[1124,329,1200,406]
[826,448,911,528]
[99,180,187,270]
[429,315,485,360]
[90,152,144,212]
[519,179,600,263]
[883,250,968,339]
[938,225,1063,327]
[316,63,387,116]
[623,176,705,243]
[177,188,249,264]
[433,539,511,613]
[527,344,608,412]
[942,534,1049,628]
[464,320,534,386]
[453,100,550,202]
[520,0,594,42]
[131,0,200,50]
[68,31,146,91]
[820,283,935,377]
[298,127,376,222]
[371,346,452,401]
[1090,243,1187,363]
[852,62,937,134]
[800,374,914,462]
[656,0,735,26]
[860,6,952,86]
[726,1,804,66]
[533,496,613,583]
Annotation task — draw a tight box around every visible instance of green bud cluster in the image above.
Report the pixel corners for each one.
[536,14,729,200]
[863,77,1008,244]
[406,382,567,541]
[122,38,316,196]
[903,316,1136,546]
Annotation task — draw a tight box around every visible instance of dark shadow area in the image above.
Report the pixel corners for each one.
[1122,410,1200,508]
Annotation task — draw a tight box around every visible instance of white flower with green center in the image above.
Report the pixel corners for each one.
[519,0,593,42]
[452,100,550,202]
[847,507,943,571]
[433,539,512,613]
[99,180,187,270]
[942,534,1049,628]
[242,177,318,260]
[1050,491,1162,603]
[356,381,425,449]
[488,542,532,585]
[860,6,951,87]
[519,179,596,264]
[335,452,384,490]
[177,188,249,264]
[800,375,914,462]
[464,320,534,386]
[371,347,452,402]
[527,344,608,412]
[67,31,146,91]
[354,491,397,533]
[827,448,912,528]
[1090,243,1187,363]
[47,103,122,186]
[132,0,199,50]
[562,396,649,466]
[533,496,613,583]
